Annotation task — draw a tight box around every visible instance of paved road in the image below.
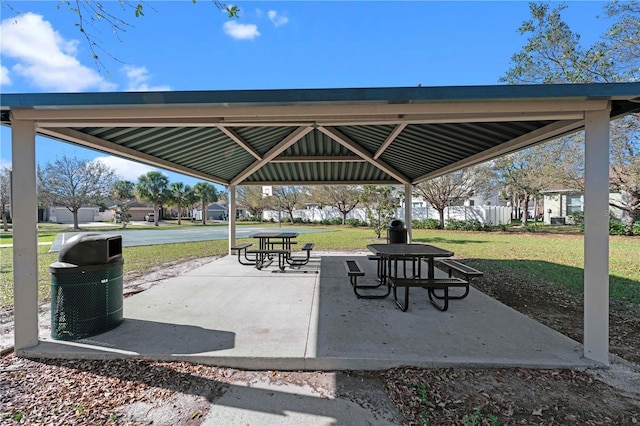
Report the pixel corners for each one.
[49,226,330,252]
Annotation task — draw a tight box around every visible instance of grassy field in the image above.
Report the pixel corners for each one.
[1,224,639,309]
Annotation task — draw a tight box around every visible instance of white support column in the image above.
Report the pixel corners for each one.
[228,185,237,254]
[11,119,39,351]
[404,184,413,243]
[583,108,611,365]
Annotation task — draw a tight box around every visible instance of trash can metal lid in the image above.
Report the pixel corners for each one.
[58,232,123,266]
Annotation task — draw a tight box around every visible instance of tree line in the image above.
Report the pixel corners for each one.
[0,157,219,230]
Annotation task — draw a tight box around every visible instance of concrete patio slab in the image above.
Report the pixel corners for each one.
[22,252,596,371]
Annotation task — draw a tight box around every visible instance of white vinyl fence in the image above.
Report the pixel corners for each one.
[262,205,511,225]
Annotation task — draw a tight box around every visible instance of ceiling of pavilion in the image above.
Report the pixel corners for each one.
[2,84,639,186]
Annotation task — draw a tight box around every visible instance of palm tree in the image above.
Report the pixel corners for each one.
[193,182,218,225]
[136,171,169,226]
[112,180,135,228]
[169,182,192,225]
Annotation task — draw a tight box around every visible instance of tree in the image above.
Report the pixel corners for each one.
[502,1,640,233]
[494,142,572,226]
[136,171,169,227]
[359,185,399,238]
[310,185,361,225]
[609,116,640,231]
[193,182,218,225]
[236,186,271,219]
[273,186,305,223]
[0,167,11,232]
[413,170,476,229]
[112,180,135,229]
[37,155,117,230]
[168,182,192,225]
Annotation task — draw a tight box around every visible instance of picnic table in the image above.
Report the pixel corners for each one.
[366,243,469,311]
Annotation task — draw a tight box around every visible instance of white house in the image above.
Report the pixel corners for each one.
[542,188,625,224]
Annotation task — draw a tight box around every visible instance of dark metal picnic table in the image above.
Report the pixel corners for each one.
[249,232,299,270]
[367,243,468,311]
[367,243,454,280]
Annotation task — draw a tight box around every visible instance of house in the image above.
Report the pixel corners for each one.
[109,201,156,222]
[542,187,625,224]
[192,202,247,221]
[47,206,102,223]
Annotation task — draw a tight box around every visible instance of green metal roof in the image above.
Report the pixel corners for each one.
[2,83,639,186]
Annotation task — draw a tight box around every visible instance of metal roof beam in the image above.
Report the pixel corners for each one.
[240,179,399,186]
[38,127,229,185]
[374,123,406,160]
[31,111,587,129]
[231,126,313,185]
[413,118,585,183]
[271,156,366,163]
[12,99,610,122]
[218,127,262,160]
[318,126,410,184]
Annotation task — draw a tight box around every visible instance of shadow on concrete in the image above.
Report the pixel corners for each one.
[35,319,235,356]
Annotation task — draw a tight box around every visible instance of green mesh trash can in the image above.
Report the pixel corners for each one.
[50,233,124,340]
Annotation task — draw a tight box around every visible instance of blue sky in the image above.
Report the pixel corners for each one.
[0,1,612,190]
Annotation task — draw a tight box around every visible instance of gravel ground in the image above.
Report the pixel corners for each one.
[2,255,640,425]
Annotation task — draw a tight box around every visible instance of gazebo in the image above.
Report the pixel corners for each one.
[3,83,640,365]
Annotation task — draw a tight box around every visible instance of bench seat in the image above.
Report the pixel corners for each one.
[435,258,483,279]
[344,260,390,299]
[388,277,468,312]
[287,243,315,266]
[231,243,254,265]
[247,249,290,270]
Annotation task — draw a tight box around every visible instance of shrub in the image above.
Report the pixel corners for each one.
[609,220,626,235]
[412,218,441,229]
[568,211,584,225]
[525,222,542,232]
[633,221,640,236]
[345,218,363,227]
[443,219,493,231]
[444,219,465,230]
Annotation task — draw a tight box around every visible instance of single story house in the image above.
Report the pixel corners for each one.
[542,187,626,224]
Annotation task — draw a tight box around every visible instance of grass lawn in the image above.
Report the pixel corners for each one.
[1,224,638,309]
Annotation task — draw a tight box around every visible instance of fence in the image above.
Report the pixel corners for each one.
[262,205,511,225]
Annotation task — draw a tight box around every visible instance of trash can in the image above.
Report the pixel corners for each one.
[50,233,124,340]
[387,219,407,244]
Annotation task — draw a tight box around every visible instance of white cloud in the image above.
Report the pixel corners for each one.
[268,10,289,27]
[93,156,158,182]
[0,65,11,86]
[0,13,116,92]
[122,65,171,92]
[0,159,11,171]
[223,21,260,40]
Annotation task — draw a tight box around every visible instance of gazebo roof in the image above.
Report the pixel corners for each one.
[2,83,639,186]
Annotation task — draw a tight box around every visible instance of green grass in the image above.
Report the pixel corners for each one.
[1,225,639,309]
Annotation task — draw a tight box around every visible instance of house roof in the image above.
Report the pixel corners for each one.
[2,83,639,186]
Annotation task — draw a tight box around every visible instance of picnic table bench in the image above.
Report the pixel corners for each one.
[231,243,254,265]
[388,277,469,312]
[344,259,390,299]
[247,248,290,271]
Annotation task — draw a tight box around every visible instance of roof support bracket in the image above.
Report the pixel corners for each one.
[318,126,410,184]
[219,127,262,161]
[231,125,313,185]
[374,123,406,160]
